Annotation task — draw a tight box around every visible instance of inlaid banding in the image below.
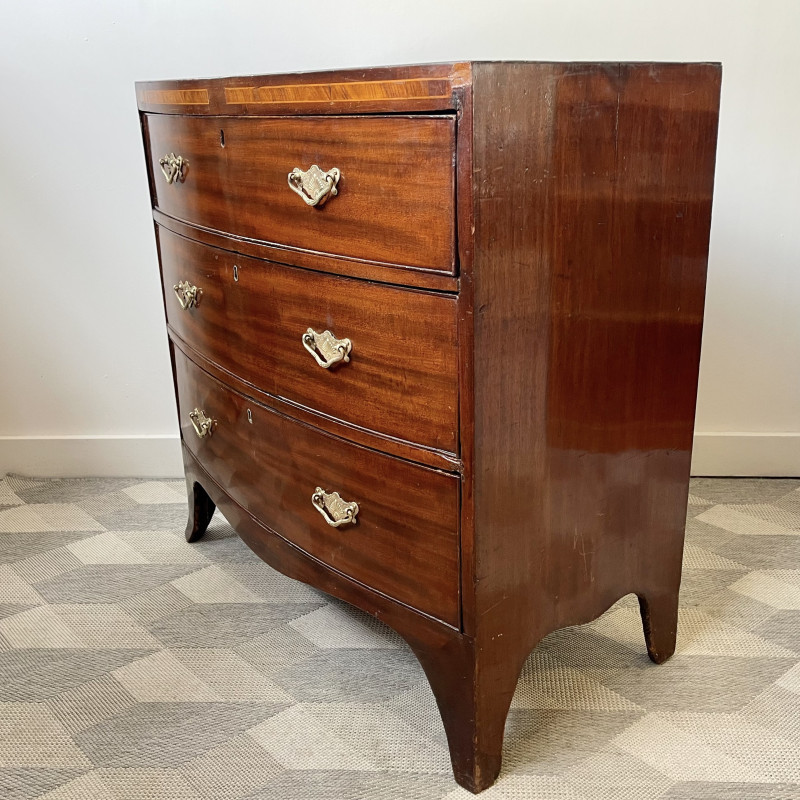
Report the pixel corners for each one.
[224,78,451,105]
[141,88,210,106]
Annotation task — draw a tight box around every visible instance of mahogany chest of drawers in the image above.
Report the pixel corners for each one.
[136,62,721,793]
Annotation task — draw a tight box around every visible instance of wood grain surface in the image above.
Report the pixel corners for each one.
[139,61,722,794]
[136,62,471,115]
[173,344,461,626]
[145,113,456,271]
[444,61,722,791]
[158,227,460,455]
[152,211,459,292]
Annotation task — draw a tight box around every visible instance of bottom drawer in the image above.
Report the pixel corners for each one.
[173,345,460,626]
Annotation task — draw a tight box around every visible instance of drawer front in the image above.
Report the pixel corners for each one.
[174,348,460,626]
[146,114,456,273]
[160,228,459,454]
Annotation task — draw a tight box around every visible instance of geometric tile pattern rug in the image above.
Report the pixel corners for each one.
[0,473,798,800]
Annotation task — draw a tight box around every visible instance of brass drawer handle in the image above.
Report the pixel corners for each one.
[288,165,341,207]
[159,152,188,184]
[189,408,215,439]
[173,280,201,310]
[302,328,352,369]
[312,487,359,527]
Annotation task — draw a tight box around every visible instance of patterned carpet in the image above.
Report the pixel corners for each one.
[0,474,798,800]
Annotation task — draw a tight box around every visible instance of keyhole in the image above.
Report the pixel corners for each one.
[233,264,239,281]
[220,129,225,148]
[247,408,253,424]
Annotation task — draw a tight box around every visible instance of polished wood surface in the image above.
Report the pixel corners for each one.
[169,336,461,472]
[445,62,721,790]
[153,211,459,293]
[138,61,721,794]
[173,344,461,626]
[158,227,459,454]
[136,62,470,115]
[145,113,456,271]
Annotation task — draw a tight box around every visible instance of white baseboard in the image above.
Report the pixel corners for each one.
[691,432,800,477]
[0,435,183,478]
[1,432,797,479]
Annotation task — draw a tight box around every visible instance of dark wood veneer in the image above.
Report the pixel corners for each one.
[451,63,720,789]
[167,331,461,473]
[173,344,461,627]
[145,113,457,272]
[153,210,460,293]
[138,61,721,793]
[158,227,460,455]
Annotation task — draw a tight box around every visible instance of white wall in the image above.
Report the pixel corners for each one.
[0,0,797,477]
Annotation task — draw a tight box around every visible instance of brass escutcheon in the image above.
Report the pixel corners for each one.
[288,164,341,207]
[302,328,352,369]
[173,280,201,310]
[159,152,188,184]
[311,487,359,527]
[188,408,215,439]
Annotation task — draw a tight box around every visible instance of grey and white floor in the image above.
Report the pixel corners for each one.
[0,474,798,800]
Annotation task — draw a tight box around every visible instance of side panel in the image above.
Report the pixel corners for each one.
[468,61,721,650]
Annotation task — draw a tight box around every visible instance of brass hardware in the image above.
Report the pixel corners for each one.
[189,408,215,439]
[246,408,253,424]
[233,264,239,282]
[159,152,188,184]
[312,487,359,527]
[288,165,341,207]
[302,328,352,369]
[173,280,201,310]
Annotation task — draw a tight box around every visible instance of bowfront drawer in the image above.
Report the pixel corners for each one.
[145,114,456,272]
[174,347,460,625]
[159,228,459,454]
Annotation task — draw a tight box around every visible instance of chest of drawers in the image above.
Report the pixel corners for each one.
[136,62,721,793]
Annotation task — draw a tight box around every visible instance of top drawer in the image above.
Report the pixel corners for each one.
[144,114,456,273]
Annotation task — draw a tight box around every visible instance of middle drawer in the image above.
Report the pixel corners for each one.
[159,227,459,454]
